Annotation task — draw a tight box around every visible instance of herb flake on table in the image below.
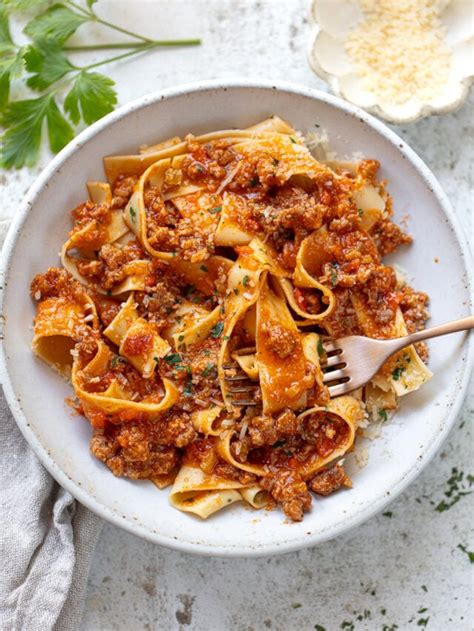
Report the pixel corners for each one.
[457,543,474,563]
[434,467,474,512]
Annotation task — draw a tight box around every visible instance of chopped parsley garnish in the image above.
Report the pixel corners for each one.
[210,321,224,338]
[129,206,136,222]
[110,356,124,368]
[378,409,388,422]
[249,176,259,187]
[233,288,239,295]
[291,603,302,609]
[202,362,215,377]
[457,544,474,563]
[317,338,325,357]
[330,264,338,287]
[289,136,297,143]
[421,585,428,593]
[242,275,249,287]
[272,158,279,166]
[340,622,354,631]
[209,205,222,214]
[314,626,326,631]
[358,208,364,216]
[178,335,184,341]
[223,334,230,340]
[200,264,208,272]
[183,379,193,396]
[382,511,393,518]
[272,439,286,449]
[417,618,429,627]
[391,366,404,381]
[164,353,182,365]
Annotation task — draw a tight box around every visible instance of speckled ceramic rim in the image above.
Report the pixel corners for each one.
[1,80,472,557]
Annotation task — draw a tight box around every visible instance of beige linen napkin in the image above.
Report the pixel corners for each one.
[0,391,102,630]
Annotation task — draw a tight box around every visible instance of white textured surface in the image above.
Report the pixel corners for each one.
[3,2,473,630]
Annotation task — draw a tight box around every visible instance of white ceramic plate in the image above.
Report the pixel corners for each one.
[1,81,472,557]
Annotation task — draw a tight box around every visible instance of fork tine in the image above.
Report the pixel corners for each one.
[322,354,346,369]
[327,381,352,397]
[226,385,258,393]
[322,367,350,383]
[322,339,339,353]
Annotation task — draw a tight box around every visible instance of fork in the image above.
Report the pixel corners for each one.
[224,315,474,403]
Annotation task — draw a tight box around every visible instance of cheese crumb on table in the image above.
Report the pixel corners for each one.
[345,0,452,105]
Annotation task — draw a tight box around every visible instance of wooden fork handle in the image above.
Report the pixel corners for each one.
[391,315,474,353]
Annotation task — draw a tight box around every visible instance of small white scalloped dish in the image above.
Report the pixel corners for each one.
[0,81,472,556]
[309,0,474,123]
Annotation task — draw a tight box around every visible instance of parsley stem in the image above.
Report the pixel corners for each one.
[80,43,159,71]
[91,16,153,44]
[64,39,201,52]
[65,0,93,18]
[64,1,200,48]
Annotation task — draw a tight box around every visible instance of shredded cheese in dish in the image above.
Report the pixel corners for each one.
[30,117,432,522]
[345,0,452,105]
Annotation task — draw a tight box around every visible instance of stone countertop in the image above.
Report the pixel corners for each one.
[3,2,473,630]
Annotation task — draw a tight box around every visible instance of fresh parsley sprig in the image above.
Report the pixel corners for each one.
[1,0,200,169]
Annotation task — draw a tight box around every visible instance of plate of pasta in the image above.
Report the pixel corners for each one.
[1,82,471,556]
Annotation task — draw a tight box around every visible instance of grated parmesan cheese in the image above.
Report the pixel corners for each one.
[345,0,452,105]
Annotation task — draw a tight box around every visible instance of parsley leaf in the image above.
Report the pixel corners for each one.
[378,408,388,422]
[3,0,51,11]
[0,8,25,109]
[24,3,89,44]
[209,205,222,214]
[45,95,75,152]
[24,40,74,91]
[164,353,182,365]
[1,94,73,168]
[242,275,249,287]
[64,71,117,125]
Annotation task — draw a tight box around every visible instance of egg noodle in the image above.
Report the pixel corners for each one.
[30,117,432,521]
